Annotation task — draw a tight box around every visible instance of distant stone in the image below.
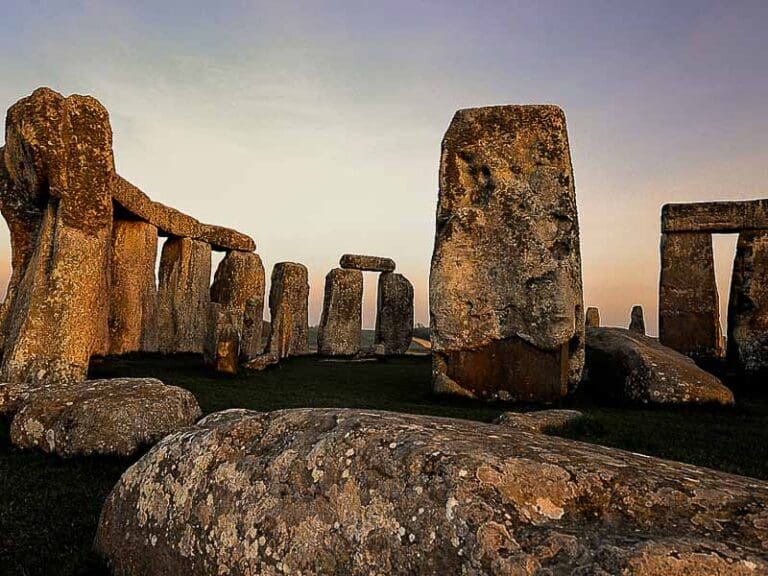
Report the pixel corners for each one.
[156,237,212,354]
[204,304,240,374]
[727,231,768,377]
[374,272,414,355]
[108,219,159,354]
[241,298,265,360]
[629,305,646,335]
[494,409,584,433]
[317,268,363,356]
[662,199,768,233]
[339,254,396,272]
[430,105,584,401]
[585,327,734,405]
[585,307,600,328]
[266,263,309,358]
[95,408,768,575]
[243,353,279,371]
[10,378,200,457]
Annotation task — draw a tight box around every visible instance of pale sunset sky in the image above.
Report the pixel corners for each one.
[1,1,766,333]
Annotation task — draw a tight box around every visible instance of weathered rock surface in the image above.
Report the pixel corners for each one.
[375,272,414,355]
[266,262,309,358]
[659,232,724,364]
[493,409,584,433]
[110,175,255,252]
[243,353,279,371]
[317,268,363,356]
[157,237,212,354]
[728,231,768,378]
[585,327,734,405]
[108,219,158,354]
[210,250,265,359]
[629,304,646,335]
[204,304,240,374]
[662,199,768,233]
[0,88,114,383]
[585,307,600,328]
[96,408,768,575]
[10,378,200,457]
[430,105,584,402]
[339,254,396,272]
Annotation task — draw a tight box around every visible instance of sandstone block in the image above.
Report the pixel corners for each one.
[585,307,600,328]
[339,254,396,272]
[266,263,309,358]
[374,272,414,355]
[629,304,645,335]
[662,199,768,233]
[317,268,363,356]
[241,298,265,360]
[204,304,240,374]
[493,409,584,433]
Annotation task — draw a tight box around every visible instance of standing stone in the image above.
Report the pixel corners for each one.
[629,305,646,335]
[585,307,600,328]
[266,263,309,358]
[727,231,768,378]
[156,237,211,354]
[339,254,396,273]
[204,303,240,374]
[108,219,158,355]
[659,232,724,364]
[210,250,265,359]
[430,105,584,401]
[317,268,363,356]
[0,88,114,384]
[374,272,414,355]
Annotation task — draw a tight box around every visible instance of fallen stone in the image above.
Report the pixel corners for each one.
[585,307,600,328]
[662,199,768,233]
[339,254,396,272]
[243,353,279,371]
[204,304,240,375]
[95,408,768,575]
[317,268,363,356]
[585,327,734,405]
[266,262,309,358]
[629,304,646,335]
[156,237,212,354]
[430,105,584,401]
[10,378,200,457]
[108,218,159,354]
[493,409,584,433]
[374,272,414,355]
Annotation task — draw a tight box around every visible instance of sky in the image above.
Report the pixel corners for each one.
[0,0,766,332]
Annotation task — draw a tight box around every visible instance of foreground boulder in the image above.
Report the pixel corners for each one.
[96,408,767,575]
[585,327,734,405]
[10,378,200,457]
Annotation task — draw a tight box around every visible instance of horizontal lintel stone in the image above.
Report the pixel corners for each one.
[662,200,768,233]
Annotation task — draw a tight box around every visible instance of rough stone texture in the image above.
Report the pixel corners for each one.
[430,105,584,402]
[204,304,240,374]
[95,408,768,575]
[493,409,583,433]
[108,219,159,354]
[317,268,363,356]
[339,254,396,272]
[0,88,114,383]
[157,237,212,354]
[629,305,646,335]
[662,199,768,233]
[110,175,256,252]
[10,378,200,457]
[266,262,309,358]
[375,272,414,355]
[210,251,265,360]
[585,307,600,328]
[659,232,724,364]
[585,327,734,405]
[243,353,279,371]
[727,231,768,378]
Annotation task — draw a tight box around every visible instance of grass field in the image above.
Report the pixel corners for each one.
[2,353,767,575]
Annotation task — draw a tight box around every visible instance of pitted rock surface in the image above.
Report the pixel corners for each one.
[318,268,363,356]
[10,378,200,457]
[339,254,396,272]
[374,272,414,355]
[430,105,584,402]
[629,305,646,335]
[266,262,309,358]
[585,327,734,405]
[95,408,768,575]
[493,410,583,433]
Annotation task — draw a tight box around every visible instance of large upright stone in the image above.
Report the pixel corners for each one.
[204,303,240,374]
[659,232,724,364]
[374,272,414,355]
[210,250,265,359]
[727,231,768,378]
[629,305,646,335]
[266,262,309,358]
[430,105,584,401]
[156,237,211,354]
[317,268,363,356]
[108,219,158,355]
[0,88,114,383]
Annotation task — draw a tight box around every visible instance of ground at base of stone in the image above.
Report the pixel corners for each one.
[2,353,768,575]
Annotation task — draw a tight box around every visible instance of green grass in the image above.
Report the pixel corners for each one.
[2,353,768,575]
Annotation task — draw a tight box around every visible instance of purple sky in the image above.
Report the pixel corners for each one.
[1,0,766,331]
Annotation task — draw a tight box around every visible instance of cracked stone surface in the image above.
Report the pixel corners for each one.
[95,408,768,575]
